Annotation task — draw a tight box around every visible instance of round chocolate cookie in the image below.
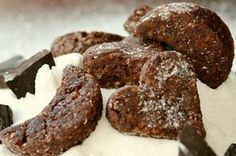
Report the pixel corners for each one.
[0,65,103,156]
[134,2,234,89]
[124,5,153,34]
[107,51,205,139]
[83,36,165,88]
[51,31,124,57]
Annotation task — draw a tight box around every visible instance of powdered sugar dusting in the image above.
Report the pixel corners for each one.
[121,44,147,57]
[138,52,196,130]
[142,2,197,21]
[91,41,152,57]
[92,42,122,55]
[154,56,195,87]
[139,89,186,129]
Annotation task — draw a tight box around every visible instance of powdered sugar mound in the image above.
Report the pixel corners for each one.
[35,65,58,98]
[142,2,197,21]
[52,53,83,84]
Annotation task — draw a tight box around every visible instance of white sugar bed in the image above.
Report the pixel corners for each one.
[0,53,236,156]
[0,0,236,156]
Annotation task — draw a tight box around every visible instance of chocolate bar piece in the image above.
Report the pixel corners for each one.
[0,104,13,144]
[4,50,55,99]
[179,123,216,156]
[0,55,25,88]
[224,144,236,156]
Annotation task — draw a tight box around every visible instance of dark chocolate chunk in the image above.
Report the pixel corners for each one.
[0,55,25,88]
[179,123,216,156]
[0,104,13,143]
[163,43,175,51]
[224,144,236,156]
[4,50,55,99]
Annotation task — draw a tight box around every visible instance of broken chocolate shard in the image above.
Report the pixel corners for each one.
[0,55,25,88]
[4,50,55,99]
[224,144,236,156]
[179,123,216,156]
[0,104,13,144]
[0,55,25,73]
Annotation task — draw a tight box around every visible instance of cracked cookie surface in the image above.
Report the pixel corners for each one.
[0,65,103,156]
[51,31,124,57]
[134,2,234,89]
[83,36,165,88]
[107,51,205,139]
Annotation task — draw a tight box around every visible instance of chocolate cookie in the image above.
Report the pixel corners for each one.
[0,65,103,156]
[107,51,205,139]
[51,31,124,57]
[83,36,165,88]
[124,5,153,34]
[134,2,234,89]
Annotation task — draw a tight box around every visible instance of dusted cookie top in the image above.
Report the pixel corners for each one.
[107,51,205,139]
[0,66,103,156]
[134,2,234,89]
[124,5,153,34]
[83,36,164,88]
[51,31,124,57]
